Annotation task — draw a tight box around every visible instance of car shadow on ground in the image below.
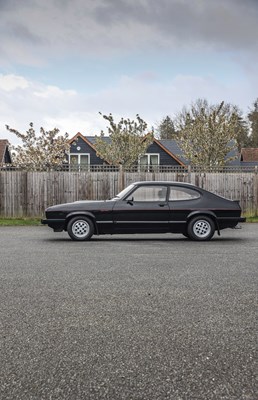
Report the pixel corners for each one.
[43,234,246,243]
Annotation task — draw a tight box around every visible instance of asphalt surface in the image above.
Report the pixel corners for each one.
[0,225,257,400]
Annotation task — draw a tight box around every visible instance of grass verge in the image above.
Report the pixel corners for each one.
[246,216,258,223]
[0,218,41,226]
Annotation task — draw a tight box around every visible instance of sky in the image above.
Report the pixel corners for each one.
[0,0,258,144]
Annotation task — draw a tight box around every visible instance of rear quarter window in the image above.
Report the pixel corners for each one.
[169,187,201,201]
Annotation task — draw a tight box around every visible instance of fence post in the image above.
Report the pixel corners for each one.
[118,164,125,192]
[254,166,258,216]
[187,165,191,183]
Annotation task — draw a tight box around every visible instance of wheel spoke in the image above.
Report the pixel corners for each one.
[193,220,211,238]
[72,220,89,238]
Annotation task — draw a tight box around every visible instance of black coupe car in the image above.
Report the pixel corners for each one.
[41,181,246,241]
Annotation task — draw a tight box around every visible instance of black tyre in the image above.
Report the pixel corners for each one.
[182,232,190,239]
[187,216,215,241]
[67,216,94,241]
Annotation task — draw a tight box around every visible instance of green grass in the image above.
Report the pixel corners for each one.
[0,218,41,226]
[246,216,258,223]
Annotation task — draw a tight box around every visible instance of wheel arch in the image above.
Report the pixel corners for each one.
[187,211,220,235]
[65,212,98,234]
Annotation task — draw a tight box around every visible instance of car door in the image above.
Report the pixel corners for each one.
[112,184,170,233]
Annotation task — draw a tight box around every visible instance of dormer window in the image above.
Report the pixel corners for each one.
[69,153,90,171]
[139,153,159,172]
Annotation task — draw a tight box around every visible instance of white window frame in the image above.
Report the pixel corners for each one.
[139,153,160,172]
[69,153,90,171]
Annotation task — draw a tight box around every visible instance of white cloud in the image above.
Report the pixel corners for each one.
[44,113,108,137]
[0,72,254,146]
[0,74,29,91]
[0,74,106,144]
[34,85,76,98]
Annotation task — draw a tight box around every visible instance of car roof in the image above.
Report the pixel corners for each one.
[132,181,197,187]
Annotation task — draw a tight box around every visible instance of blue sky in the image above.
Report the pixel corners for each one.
[1,0,258,144]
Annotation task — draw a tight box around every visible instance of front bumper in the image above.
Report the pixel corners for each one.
[41,218,66,231]
[41,218,65,225]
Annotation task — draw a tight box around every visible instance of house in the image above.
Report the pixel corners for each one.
[68,132,186,171]
[68,132,245,171]
[68,133,105,169]
[0,140,12,166]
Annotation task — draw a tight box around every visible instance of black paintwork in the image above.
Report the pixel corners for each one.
[41,181,246,238]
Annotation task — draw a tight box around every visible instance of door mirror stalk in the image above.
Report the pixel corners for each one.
[126,197,134,205]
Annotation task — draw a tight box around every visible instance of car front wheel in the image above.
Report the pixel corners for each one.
[67,216,94,241]
[187,216,215,241]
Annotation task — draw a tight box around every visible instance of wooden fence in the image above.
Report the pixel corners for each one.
[0,169,257,217]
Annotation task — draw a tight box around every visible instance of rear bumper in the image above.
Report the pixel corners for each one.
[217,216,246,223]
[217,216,246,230]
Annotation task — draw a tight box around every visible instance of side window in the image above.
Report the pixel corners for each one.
[128,186,167,202]
[169,186,200,201]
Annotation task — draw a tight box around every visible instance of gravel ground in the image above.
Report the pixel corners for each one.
[0,225,257,400]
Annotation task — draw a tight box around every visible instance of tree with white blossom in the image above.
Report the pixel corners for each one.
[6,123,70,171]
[175,99,240,168]
[94,113,154,168]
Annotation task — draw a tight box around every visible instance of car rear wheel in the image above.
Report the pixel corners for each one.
[187,216,215,241]
[67,216,94,241]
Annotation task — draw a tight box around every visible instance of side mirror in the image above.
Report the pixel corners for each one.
[126,196,134,205]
